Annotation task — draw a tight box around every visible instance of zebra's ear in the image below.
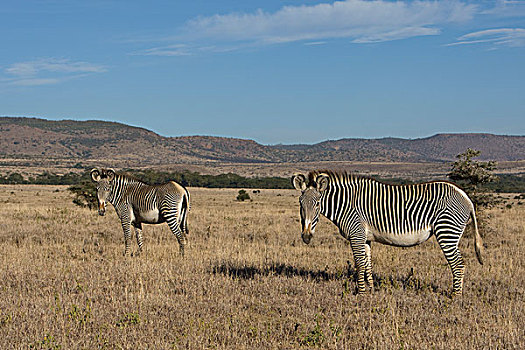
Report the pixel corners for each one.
[315,174,329,192]
[106,168,116,182]
[91,168,101,182]
[292,174,307,191]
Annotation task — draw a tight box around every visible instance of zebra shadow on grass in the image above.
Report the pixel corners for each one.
[210,260,441,294]
[211,261,338,282]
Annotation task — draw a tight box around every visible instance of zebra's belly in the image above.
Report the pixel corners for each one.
[366,226,432,247]
[134,209,161,224]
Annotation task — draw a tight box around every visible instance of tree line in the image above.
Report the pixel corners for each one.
[1,149,524,209]
[1,163,524,194]
[0,169,292,188]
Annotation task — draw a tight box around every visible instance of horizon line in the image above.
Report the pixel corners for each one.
[1,115,523,146]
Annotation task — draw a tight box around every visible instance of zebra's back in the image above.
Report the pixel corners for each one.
[326,177,473,245]
[367,182,469,242]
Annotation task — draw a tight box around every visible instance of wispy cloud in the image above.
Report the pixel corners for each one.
[2,58,107,86]
[133,44,192,57]
[448,28,525,47]
[9,78,61,87]
[303,41,327,46]
[135,0,478,55]
[131,43,245,56]
[481,0,525,17]
[352,26,441,43]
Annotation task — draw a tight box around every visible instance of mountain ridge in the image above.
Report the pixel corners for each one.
[1,116,524,164]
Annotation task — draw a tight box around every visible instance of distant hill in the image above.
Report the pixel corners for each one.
[1,117,524,165]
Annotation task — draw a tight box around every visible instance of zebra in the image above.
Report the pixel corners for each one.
[91,168,190,257]
[292,170,484,296]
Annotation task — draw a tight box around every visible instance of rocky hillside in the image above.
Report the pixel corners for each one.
[1,117,524,164]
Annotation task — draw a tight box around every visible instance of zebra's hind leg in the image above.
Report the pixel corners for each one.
[180,201,189,235]
[133,223,144,256]
[166,217,187,257]
[449,249,465,297]
[365,241,374,292]
[436,232,465,296]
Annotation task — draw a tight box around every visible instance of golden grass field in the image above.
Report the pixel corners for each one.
[0,184,523,349]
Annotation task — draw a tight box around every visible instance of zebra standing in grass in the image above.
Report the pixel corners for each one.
[292,170,483,296]
[91,168,190,257]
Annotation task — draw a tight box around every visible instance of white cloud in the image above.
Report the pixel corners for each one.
[448,28,525,47]
[181,0,476,44]
[136,0,478,55]
[3,58,107,86]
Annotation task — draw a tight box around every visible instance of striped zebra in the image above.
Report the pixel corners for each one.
[292,170,484,296]
[91,168,190,257]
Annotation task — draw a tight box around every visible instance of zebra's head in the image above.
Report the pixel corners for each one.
[292,173,329,245]
[91,168,116,216]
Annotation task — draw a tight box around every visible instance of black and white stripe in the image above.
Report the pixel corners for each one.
[293,170,483,295]
[91,168,190,257]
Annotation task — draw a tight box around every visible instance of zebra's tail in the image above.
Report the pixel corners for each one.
[471,208,484,265]
[180,190,190,235]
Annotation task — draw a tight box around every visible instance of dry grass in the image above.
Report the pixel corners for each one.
[0,185,523,349]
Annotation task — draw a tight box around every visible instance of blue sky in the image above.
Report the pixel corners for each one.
[1,0,524,144]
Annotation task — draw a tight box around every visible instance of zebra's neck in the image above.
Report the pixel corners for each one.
[109,174,145,205]
[320,175,357,225]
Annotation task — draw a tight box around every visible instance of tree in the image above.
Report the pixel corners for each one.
[448,148,498,207]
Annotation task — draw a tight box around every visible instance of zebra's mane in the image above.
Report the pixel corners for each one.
[115,171,184,187]
[306,169,371,187]
[307,169,456,188]
[104,170,148,185]
[308,169,368,181]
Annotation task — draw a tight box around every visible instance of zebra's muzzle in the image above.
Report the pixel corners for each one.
[302,233,312,244]
[302,222,313,244]
[98,202,106,216]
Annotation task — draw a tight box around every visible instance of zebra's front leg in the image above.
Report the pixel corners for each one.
[349,240,368,295]
[133,223,144,257]
[120,219,133,257]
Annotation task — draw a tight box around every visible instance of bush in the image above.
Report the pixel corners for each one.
[0,172,27,184]
[236,190,250,201]
[68,182,97,209]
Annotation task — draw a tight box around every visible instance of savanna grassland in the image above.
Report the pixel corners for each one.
[0,185,523,349]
